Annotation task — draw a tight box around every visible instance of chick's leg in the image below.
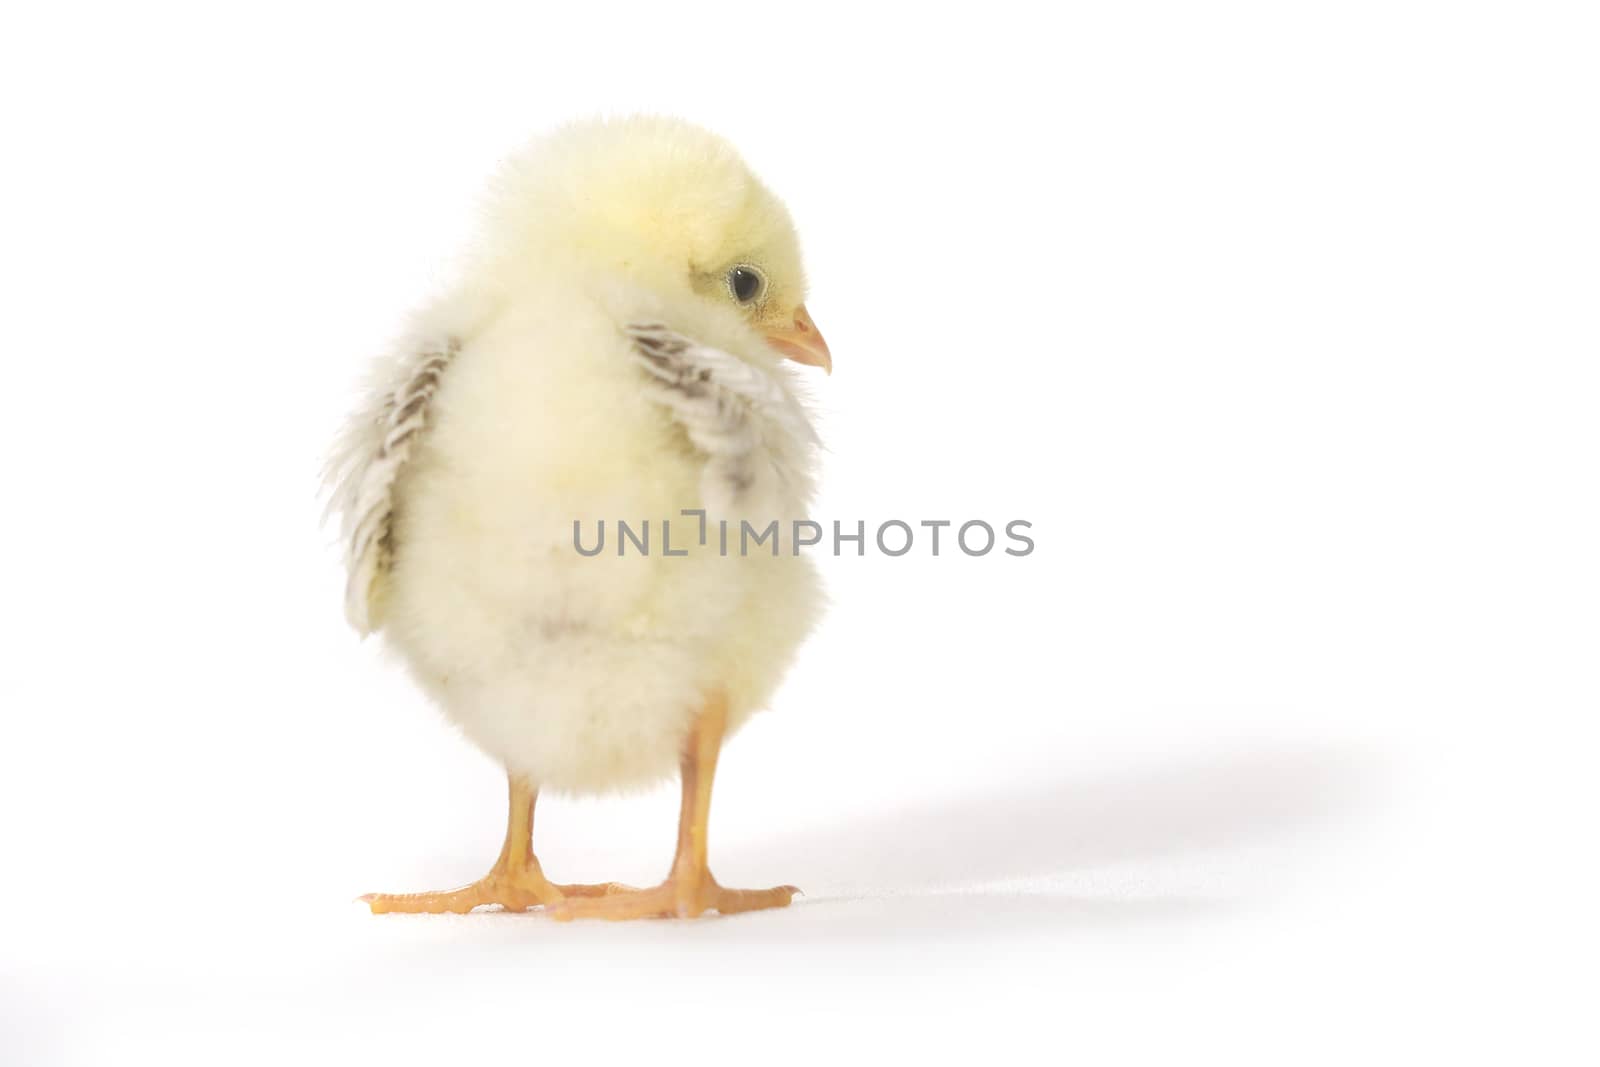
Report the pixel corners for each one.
[550,691,799,921]
[361,776,625,914]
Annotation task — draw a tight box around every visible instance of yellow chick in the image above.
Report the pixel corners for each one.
[327,117,831,920]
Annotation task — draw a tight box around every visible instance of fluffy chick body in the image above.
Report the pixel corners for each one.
[332,120,822,793]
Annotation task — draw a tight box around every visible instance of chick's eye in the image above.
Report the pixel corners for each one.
[727,266,765,305]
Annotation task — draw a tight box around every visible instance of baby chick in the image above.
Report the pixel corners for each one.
[327,117,831,920]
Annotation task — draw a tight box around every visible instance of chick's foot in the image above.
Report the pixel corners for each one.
[547,870,798,921]
[360,861,554,915]
[361,867,634,915]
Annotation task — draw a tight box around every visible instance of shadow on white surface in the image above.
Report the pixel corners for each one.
[737,744,1373,904]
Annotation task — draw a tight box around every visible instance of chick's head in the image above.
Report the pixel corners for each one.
[478,116,831,372]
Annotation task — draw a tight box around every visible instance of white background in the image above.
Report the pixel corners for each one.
[2,2,1596,1063]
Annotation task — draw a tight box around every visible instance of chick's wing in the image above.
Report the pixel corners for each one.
[623,322,816,500]
[327,337,460,634]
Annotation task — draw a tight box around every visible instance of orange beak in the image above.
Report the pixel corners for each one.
[763,304,832,374]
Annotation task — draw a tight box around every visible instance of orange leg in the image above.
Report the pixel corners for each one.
[361,776,627,914]
[549,691,799,921]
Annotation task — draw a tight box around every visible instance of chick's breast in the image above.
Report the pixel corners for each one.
[378,294,821,794]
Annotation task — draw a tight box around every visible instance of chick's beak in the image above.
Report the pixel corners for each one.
[764,304,832,374]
